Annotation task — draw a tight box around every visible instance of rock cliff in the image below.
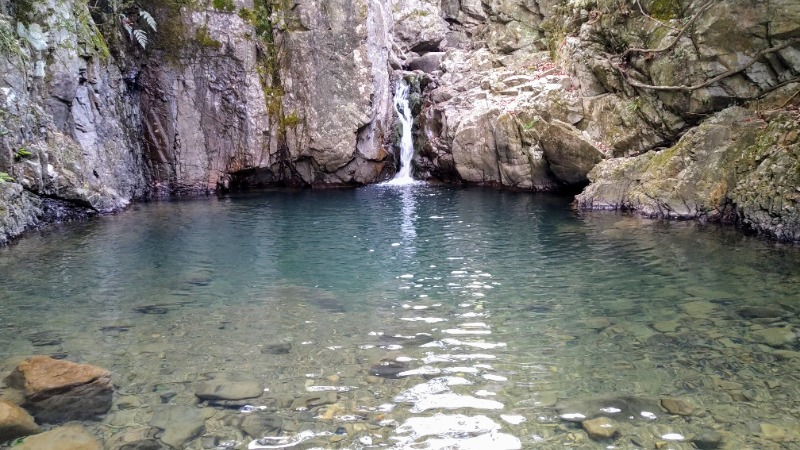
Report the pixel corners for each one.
[0,0,798,243]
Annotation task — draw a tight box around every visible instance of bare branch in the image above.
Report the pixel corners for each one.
[635,0,680,32]
[617,40,799,92]
[621,0,716,61]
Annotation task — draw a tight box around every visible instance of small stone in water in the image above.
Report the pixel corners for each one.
[660,398,697,416]
[582,416,618,439]
[693,430,723,449]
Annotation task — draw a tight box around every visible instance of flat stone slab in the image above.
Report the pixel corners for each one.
[195,373,263,401]
[15,424,101,450]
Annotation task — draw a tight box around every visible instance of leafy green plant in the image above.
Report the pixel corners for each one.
[14,148,32,160]
[0,172,15,183]
[522,117,540,131]
[120,8,157,49]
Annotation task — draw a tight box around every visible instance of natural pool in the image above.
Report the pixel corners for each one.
[1,185,799,449]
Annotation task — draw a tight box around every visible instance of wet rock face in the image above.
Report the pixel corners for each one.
[140,0,394,192]
[0,1,145,243]
[5,356,113,423]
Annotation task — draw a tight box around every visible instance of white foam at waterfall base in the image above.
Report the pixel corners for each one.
[384,79,420,186]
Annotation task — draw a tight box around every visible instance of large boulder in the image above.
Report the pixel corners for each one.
[576,105,800,240]
[539,120,605,184]
[0,401,39,442]
[5,356,112,424]
[576,107,761,220]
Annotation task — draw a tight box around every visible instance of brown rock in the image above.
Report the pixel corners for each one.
[15,424,100,450]
[661,397,698,416]
[5,356,112,424]
[582,416,619,439]
[0,400,39,441]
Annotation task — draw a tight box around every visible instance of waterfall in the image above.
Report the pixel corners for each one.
[387,79,417,185]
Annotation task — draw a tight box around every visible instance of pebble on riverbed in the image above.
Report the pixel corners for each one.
[194,373,264,401]
[582,416,619,439]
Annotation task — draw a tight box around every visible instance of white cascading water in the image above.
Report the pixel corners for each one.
[387,79,416,185]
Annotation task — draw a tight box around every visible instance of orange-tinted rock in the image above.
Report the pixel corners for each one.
[5,356,112,424]
[0,400,39,441]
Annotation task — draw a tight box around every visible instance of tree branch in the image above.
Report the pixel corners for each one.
[621,0,716,61]
[635,0,680,32]
[616,40,799,92]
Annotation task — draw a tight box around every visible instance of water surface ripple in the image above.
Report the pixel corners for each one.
[1,185,799,449]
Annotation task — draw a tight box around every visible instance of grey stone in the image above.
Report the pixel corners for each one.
[407,53,445,73]
[738,306,786,319]
[752,327,796,348]
[693,430,724,449]
[195,373,263,401]
[150,406,205,448]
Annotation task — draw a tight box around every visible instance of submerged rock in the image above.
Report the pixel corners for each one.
[5,356,112,423]
[261,343,292,355]
[369,361,409,379]
[557,395,661,422]
[149,406,205,448]
[751,327,796,348]
[195,373,263,401]
[0,400,39,442]
[693,430,724,449]
[582,416,619,439]
[14,424,100,450]
[660,398,698,416]
[738,306,786,320]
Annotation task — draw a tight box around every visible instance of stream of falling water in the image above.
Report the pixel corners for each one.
[386,79,417,186]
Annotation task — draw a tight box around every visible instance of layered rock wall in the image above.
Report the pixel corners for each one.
[0,0,145,244]
[0,0,798,242]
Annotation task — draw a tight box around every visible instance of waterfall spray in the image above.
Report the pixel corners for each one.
[387,79,416,185]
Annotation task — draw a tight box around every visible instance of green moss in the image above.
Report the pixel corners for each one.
[0,172,15,183]
[649,0,681,20]
[10,0,37,23]
[279,112,300,131]
[137,0,200,62]
[75,4,111,60]
[238,8,255,22]
[193,26,221,49]
[213,0,236,13]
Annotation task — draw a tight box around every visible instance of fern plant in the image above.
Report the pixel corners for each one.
[120,8,156,49]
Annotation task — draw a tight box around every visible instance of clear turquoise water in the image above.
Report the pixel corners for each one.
[1,185,799,449]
